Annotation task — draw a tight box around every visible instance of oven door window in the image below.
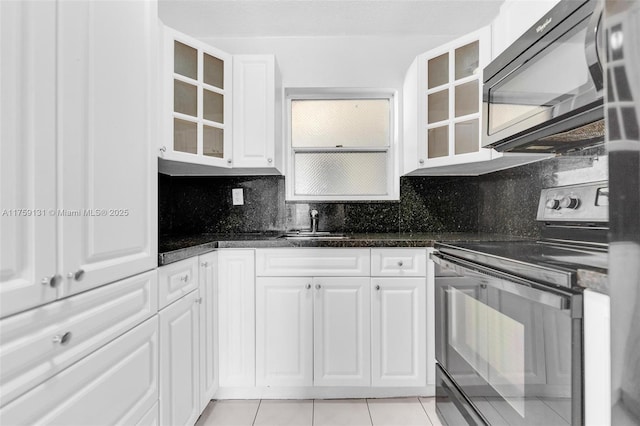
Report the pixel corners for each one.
[438,273,574,425]
[488,17,593,136]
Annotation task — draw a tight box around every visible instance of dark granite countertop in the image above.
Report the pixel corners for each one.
[158,232,526,266]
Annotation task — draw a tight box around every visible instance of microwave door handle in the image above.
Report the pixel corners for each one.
[585,2,604,92]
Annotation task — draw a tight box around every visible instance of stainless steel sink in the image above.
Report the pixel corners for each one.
[280,231,349,240]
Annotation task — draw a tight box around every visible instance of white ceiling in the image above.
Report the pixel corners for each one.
[158,0,505,38]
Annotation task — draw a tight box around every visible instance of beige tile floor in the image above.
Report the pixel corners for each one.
[195,397,443,426]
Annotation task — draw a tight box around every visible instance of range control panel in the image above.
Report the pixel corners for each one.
[537,181,609,222]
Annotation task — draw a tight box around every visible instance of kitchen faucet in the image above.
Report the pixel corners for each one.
[310,209,319,234]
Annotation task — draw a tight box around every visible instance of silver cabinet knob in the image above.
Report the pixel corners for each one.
[42,274,62,288]
[227,159,232,164]
[375,285,380,291]
[306,284,311,289]
[201,261,209,267]
[419,159,425,165]
[52,332,72,345]
[397,261,404,267]
[315,284,321,290]
[67,270,85,281]
[195,297,203,304]
[159,146,166,153]
[267,158,273,163]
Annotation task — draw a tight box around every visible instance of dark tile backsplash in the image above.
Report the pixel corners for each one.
[159,146,606,239]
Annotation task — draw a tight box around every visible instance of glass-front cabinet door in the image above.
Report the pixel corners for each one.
[403,26,497,175]
[160,26,232,168]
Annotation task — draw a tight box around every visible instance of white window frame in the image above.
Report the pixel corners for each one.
[285,88,400,202]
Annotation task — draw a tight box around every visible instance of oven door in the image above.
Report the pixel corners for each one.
[433,252,583,426]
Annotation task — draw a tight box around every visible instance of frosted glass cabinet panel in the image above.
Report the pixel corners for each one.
[428,53,449,89]
[427,90,448,124]
[455,41,479,80]
[291,99,390,148]
[161,26,231,168]
[428,126,449,158]
[174,41,197,80]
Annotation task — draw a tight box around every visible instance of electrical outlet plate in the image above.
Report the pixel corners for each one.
[232,188,244,205]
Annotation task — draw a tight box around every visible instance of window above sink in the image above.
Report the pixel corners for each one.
[285,89,400,202]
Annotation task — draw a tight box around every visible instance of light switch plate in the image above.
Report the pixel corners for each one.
[232,188,244,205]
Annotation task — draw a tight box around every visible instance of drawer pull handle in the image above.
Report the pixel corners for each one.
[397,261,404,267]
[375,285,381,291]
[52,332,72,345]
[201,261,209,267]
[306,284,311,289]
[42,274,62,288]
[195,297,203,304]
[315,284,321,290]
[67,269,85,281]
[180,274,189,283]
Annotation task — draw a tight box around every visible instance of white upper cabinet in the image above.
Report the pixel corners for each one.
[403,26,495,176]
[58,0,158,298]
[1,1,58,317]
[232,55,283,173]
[0,0,158,318]
[159,26,232,169]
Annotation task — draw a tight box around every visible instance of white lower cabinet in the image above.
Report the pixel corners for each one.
[371,277,426,387]
[136,401,160,426]
[159,290,200,426]
[0,317,159,425]
[198,252,218,410]
[256,277,313,387]
[256,276,371,387]
[218,249,255,387]
[314,277,371,386]
[231,248,432,396]
[0,270,158,407]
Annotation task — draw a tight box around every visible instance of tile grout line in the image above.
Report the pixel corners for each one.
[365,398,374,426]
[251,399,262,426]
[418,397,435,426]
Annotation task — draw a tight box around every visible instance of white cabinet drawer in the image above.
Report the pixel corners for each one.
[256,249,370,277]
[158,257,199,309]
[0,317,159,425]
[371,249,426,276]
[0,270,157,407]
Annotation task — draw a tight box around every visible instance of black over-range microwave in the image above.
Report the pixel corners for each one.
[482,0,605,153]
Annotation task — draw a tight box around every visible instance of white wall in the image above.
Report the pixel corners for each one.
[491,0,561,58]
[199,35,454,89]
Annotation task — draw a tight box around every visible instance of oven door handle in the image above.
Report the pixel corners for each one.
[431,252,572,311]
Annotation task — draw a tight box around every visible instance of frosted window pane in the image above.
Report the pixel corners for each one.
[203,126,224,158]
[174,41,197,80]
[294,152,387,196]
[291,99,390,147]
[174,118,197,154]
